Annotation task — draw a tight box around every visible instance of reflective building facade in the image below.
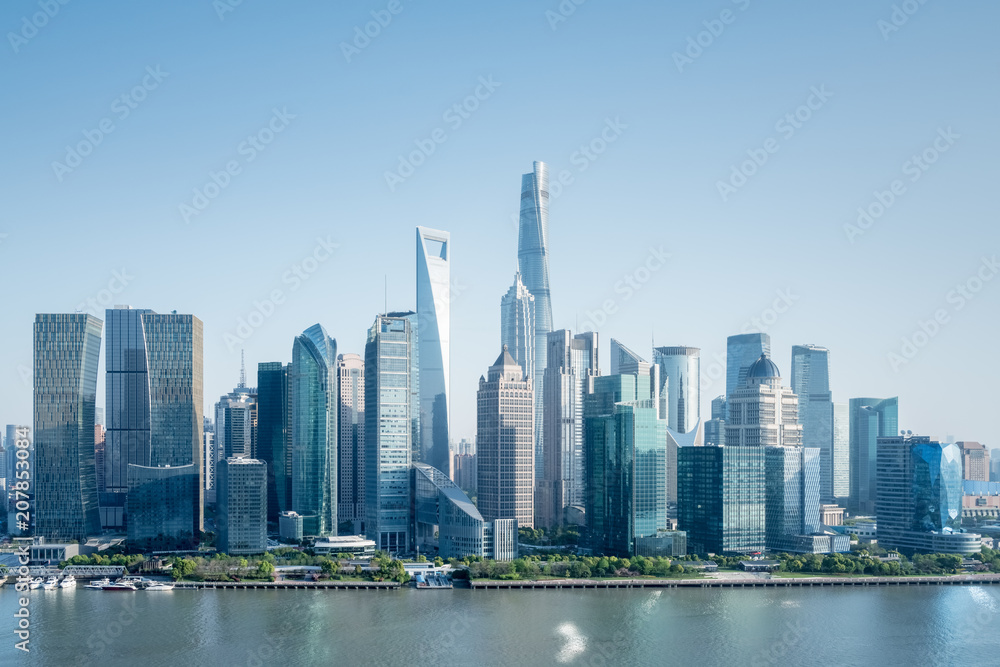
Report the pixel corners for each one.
[791,345,835,502]
[832,402,850,502]
[34,314,103,541]
[500,271,535,380]
[653,346,701,434]
[849,397,898,515]
[365,315,413,553]
[127,464,199,550]
[764,446,821,552]
[291,324,338,537]
[257,362,290,523]
[539,330,598,528]
[726,333,771,411]
[416,227,452,477]
[337,353,365,527]
[517,161,553,482]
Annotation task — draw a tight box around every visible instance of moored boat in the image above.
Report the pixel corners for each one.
[85,578,111,590]
[59,575,77,588]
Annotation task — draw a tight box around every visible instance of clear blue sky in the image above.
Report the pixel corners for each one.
[1,0,997,444]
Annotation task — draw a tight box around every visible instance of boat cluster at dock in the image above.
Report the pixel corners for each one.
[27,575,174,591]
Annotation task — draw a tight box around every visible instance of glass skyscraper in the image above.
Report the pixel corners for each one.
[33,314,103,541]
[765,446,821,552]
[517,161,553,482]
[832,402,849,502]
[876,435,980,554]
[849,397,898,515]
[416,226,452,477]
[365,315,412,553]
[652,346,701,434]
[500,271,535,380]
[337,353,365,528]
[726,332,771,404]
[539,329,598,528]
[290,324,338,538]
[257,361,290,523]
[791,345,835,501]
[678,444,767,555]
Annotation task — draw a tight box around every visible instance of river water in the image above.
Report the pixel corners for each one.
[2,584,999,665]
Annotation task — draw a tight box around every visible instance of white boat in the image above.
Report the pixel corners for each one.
[59,575,77,588]
[28,578,44,590]
[102,580,138,591]
[42,577,59,590]
[85,578,111,590]
[145,582,175,591]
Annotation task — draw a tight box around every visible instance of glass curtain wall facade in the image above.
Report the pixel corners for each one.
[764,446,821,551]
[103,307,152,530]
[337,353,365,527]
[791,345,835,502]
[416,227,452,477]
[539,330,598,528]
[726,333,771,408]
[33,314,103,541]
[257,362,289,523]
[127,464,198,550]
[832,402,849,503]
[290,324,338,538]
[849,397,898,514]
[517,161,553,483]
[500,271,535,380]
[364,315,412,554]
[652,346,701,434]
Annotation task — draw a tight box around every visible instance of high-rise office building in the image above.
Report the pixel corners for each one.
[500,271,535,380]
[386,310,420,472]
[726,333,771,408]
[127,312,204,548]
[832,402,849,502]
[585,369,670,557]
[477,346,535,528]
[453,452,477,494]
[725,354,802,447]
[290,324,338,538]
[103,306,153,530]
[704,396,726,446]
[849,397,898,515]
[203,430,215,504]
[416,227,452,477]
[653,346,701,434]
[957,441,990,481]
[365,315,413,553]
[33,314,103,542]
[876,434,980,554]
[791,345,835,502]
[217,457,268,555]
[215,393,254,459]
[257,362,290,523]
[764,446,821,552]
[337,353,365,528]
[539,330,598,528]
[517,161,554,483]
[94,424,106,499]
[678,445,766,555]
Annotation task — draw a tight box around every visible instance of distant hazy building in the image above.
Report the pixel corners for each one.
[584,367,670,558]
[413,462,517,560]
[365,315,413,553]
[539,330,598,528]
[518,161,554,483]
[477,347,535,529]
[876,435,980,554]
[34,314,103,542]
[203,430,215,504]
[416,227,453,477]
[958,442,990,482]
[290,324,338,538]
[726,333,771,414]
[257,362,290,523]
[94,424,105,499]
[678,445,766,555]
[500,271,535,380]
[704,396,726,446]
[218,457,267,555]
[653,346,700,433]
[791,345,835,501]
[725,354,802,447]
[849,397,899,515]
[337,353,365,528]
[765,446,821,552]
[215,393,254,460]
[453,453,476,494]
[832,402,850,503]
[279,510,304,542]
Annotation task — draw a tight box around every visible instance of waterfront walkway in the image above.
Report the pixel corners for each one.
[170,580,400,590]
[469,574,1000,589]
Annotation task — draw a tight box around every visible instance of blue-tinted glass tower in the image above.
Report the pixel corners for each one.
[791,345,835,502]
[849,397,898,515]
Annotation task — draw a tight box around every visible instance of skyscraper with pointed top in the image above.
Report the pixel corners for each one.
[500,271,535,380]
[517,161,553,481]
[416,226,451,477]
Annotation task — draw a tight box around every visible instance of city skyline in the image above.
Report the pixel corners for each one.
[2,3,997,452]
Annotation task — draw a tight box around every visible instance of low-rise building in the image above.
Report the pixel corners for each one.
[314,535,376,558]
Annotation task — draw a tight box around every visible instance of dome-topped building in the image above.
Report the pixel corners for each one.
[726,352,802,447]
[746,353,781,381]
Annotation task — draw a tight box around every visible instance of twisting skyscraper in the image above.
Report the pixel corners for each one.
[416,227,451,477]
[517,161,553,481]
